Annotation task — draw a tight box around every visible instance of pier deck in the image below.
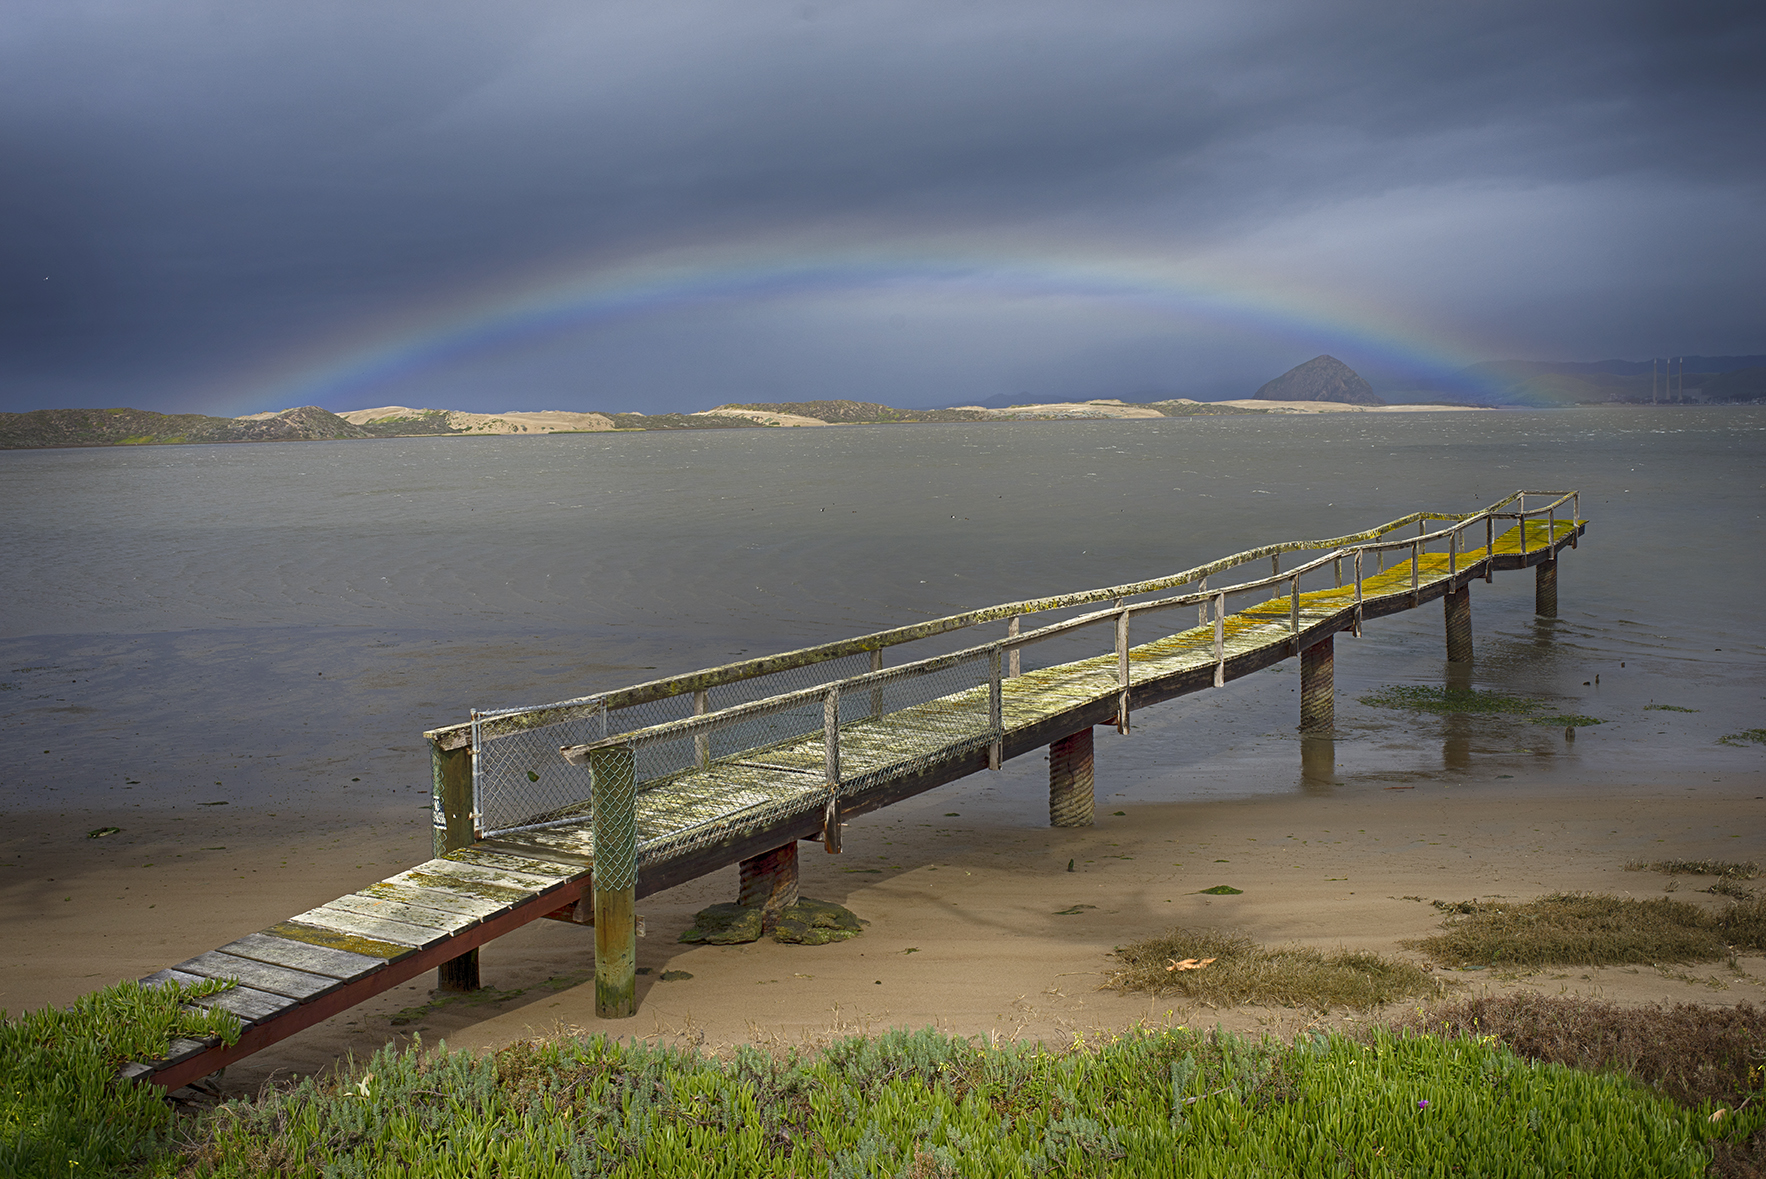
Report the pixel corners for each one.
[128,493,1585,1090]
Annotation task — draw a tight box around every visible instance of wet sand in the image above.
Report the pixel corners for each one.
[6,762,1763,1097]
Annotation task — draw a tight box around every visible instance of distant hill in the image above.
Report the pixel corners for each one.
[1252,356,1383,405]
[0,405,372,449]
[715,400,988,423]
[1465,356,1766,405]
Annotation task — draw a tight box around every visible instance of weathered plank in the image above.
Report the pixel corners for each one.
[422,855,561,892]
[172,950,342,1002]
[359,879,513,920]
[323,892,486,933]
[188,985,298,1025]
[444,846,585,883]
[281,904,453,951]
[217,931,388,979]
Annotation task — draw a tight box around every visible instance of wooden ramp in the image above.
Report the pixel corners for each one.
[129,494,1585,1090]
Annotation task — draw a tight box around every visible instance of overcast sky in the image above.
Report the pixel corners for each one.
[4,0,1762,415]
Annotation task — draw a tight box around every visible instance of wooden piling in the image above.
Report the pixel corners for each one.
[1536,558,1558,617]
[1049,728,1095,827]
[429,739,480,992]
[739,843,800,922]
[1299,636,1334,732]
[588,748,637,1019]
[1444,584,1473,664]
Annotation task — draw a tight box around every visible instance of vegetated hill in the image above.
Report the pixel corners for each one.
[1464,356,1766,405]
[1698,367,1766,402]
[0,405,371,449]
[715,400,990,423]
[602,412,765,430]
[337,407,463,435]
[1252,356,1383,405]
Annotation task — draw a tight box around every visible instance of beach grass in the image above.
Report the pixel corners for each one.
[169,1024,1751,1178]
[1104,928,1441,1011]
[0,977,240,1177]
[1411,893,1766,968]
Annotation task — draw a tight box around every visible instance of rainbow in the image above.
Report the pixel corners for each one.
[216,237,1507,414]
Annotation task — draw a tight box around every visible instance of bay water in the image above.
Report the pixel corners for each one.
[3,407,1763,837]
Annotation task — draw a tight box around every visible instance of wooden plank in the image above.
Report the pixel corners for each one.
[188,985,298,1025]
[217,931,388,979]
[474,836,593,870]
[280,904,451,951]
[444,846,584,883]
[420,855,558,892]
[323,892,486,932]
[360,879,512,920]
[266,920,419,961]
[140,967,212,990]
[393,867,536,907]
[172,950,343,1002]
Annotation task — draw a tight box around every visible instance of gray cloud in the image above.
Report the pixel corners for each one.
[3,0,1761,412]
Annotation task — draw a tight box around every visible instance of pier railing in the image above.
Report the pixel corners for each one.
[430,489,1579,844]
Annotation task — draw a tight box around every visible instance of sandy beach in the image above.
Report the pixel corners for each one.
[7,758,1762,1096]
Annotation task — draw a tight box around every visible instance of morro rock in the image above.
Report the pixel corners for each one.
[1252,355,1383,405]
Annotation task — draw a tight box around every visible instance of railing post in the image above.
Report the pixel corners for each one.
[1007,615,1021,678]
[1271,553,1280,576]
[588,746,637,1019]
[1485,515,1494,582]
[1410,539,1420,597]
[1213,593,1226,687]
[988,646,1004,767]
[1548,506,1556,554]
[1571,494,1579,548]
[869,649,883,721]
[1289,575,1300,652]
[693,689,710,769]
[1333,556,1342,588]
[1114,610,1130,734]
[1352,550,1363,637]
[822,687,842,853]
[1449,526,1458,577]
[431,735,480,992]
[1197,578,1208,628]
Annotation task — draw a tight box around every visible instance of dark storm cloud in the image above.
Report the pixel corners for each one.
[2,0,1761,412]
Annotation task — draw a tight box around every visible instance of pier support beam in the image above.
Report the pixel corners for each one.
[430,740,480,992]
[739,843,800,926]
[1535,558,1558,617]
[1299,636,1334,732]
[1049,728,1095,828]
[1444,585,1473,664]
[589,748,638,1020]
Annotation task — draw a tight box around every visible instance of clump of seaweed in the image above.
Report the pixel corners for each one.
[1718,728,1766,747]
[1357,685,1541,715]
[1410,893,1766,968]
[1626,860,1761,880]
[1106,928,1440,1011]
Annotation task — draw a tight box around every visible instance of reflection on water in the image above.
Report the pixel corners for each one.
[1300,734,1337,794]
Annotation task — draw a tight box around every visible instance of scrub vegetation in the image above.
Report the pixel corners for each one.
[1105,929,1440,1011]
[1411,893,1766,969]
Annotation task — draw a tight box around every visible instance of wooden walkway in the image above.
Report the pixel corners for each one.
[128,493,1585,1090]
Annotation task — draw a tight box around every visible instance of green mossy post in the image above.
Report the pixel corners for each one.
[1536,558,1558,617]
[430,738,480,992]
[589,748,637,1019]
[1444,584,1473,664]
[1299,635,1334,732]
[1049,728,1094,827]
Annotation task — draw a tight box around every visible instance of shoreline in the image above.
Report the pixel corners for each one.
[7,766,1762,1095]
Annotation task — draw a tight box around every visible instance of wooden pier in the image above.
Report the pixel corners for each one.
[128,491,1585,1090]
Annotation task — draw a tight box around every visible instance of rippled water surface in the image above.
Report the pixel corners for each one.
[4,406,1762,821]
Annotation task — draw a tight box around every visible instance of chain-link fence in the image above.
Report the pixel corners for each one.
[456,491,1579,845]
